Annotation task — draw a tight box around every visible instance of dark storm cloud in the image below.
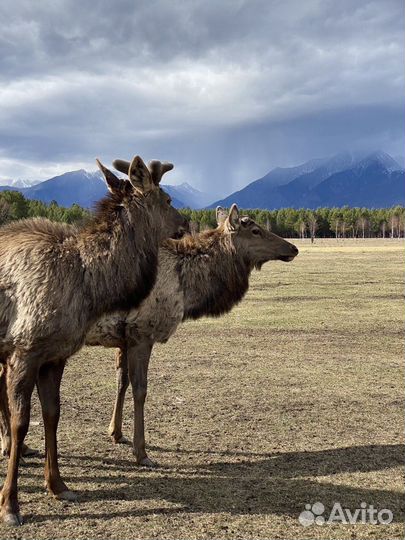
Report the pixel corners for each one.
[0,0,403,195]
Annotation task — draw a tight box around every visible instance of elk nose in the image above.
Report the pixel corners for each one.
[292,245,299,255]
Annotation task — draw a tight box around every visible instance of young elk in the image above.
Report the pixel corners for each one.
[0,156,187,526]
[84,204,298,467]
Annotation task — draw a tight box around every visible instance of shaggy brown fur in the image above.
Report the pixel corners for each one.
[0,155,187,526]
[166,229,250,320]
[83,205,298,466]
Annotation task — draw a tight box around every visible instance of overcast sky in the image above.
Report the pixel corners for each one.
[0,0,403,196]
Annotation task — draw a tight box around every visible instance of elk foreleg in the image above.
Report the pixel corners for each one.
[0,351,36,526]
[0,363,11,457]
[127,341,155,467]
[0,363,38,458]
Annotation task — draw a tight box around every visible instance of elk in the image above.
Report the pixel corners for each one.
[84,204,299,467]
[0,155,187,526]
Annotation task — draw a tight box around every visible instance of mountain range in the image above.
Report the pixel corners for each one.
[210,151,405,209]
[0,171,209,209]
[1,151,404,210]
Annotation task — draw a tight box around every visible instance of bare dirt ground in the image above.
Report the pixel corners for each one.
[1,238,404,540]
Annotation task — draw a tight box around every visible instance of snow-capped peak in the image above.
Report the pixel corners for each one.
[174,182,202,195]
[357,151,402,172]
[0,178,40,188]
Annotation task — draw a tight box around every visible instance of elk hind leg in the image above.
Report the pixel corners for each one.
[36,361,77,501]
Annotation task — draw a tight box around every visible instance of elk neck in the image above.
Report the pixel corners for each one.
[163,229,251,320]
[77,196,159,317]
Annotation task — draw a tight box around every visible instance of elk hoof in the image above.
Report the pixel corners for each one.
[1,444,37,459]
[115,435,131,445]
[138,456,158,468]
[2,512,23,527]
[54,490,78,502]
[22,444,39,457]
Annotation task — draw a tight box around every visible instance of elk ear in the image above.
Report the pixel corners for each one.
[216,206,228,226]
[226,203,240,231]
[128,155,154,192]
[96,159,123,194]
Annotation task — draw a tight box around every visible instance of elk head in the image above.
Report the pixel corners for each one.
[96,155,188,240]
[216,204,298,269]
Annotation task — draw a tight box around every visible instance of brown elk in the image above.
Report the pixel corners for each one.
[84,204,299,467]
[0,155,187,526]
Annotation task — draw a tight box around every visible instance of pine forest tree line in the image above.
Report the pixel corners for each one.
[0,190,404,239]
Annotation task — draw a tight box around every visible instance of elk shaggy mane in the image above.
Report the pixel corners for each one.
[164,227,250,319]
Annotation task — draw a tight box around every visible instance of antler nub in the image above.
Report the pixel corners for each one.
[148,160,174,185]
[112,158,174,185]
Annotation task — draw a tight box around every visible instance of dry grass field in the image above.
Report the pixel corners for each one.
[1,238,404,540]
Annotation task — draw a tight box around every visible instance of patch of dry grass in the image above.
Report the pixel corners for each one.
[1,239,404,540]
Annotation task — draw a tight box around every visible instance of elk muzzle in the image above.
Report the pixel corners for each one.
[278,243,299,262]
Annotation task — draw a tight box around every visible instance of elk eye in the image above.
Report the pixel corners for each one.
[167,198,172,205]
[252,228,260,235]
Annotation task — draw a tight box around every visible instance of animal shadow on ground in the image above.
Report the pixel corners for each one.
[16,443,404,523]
